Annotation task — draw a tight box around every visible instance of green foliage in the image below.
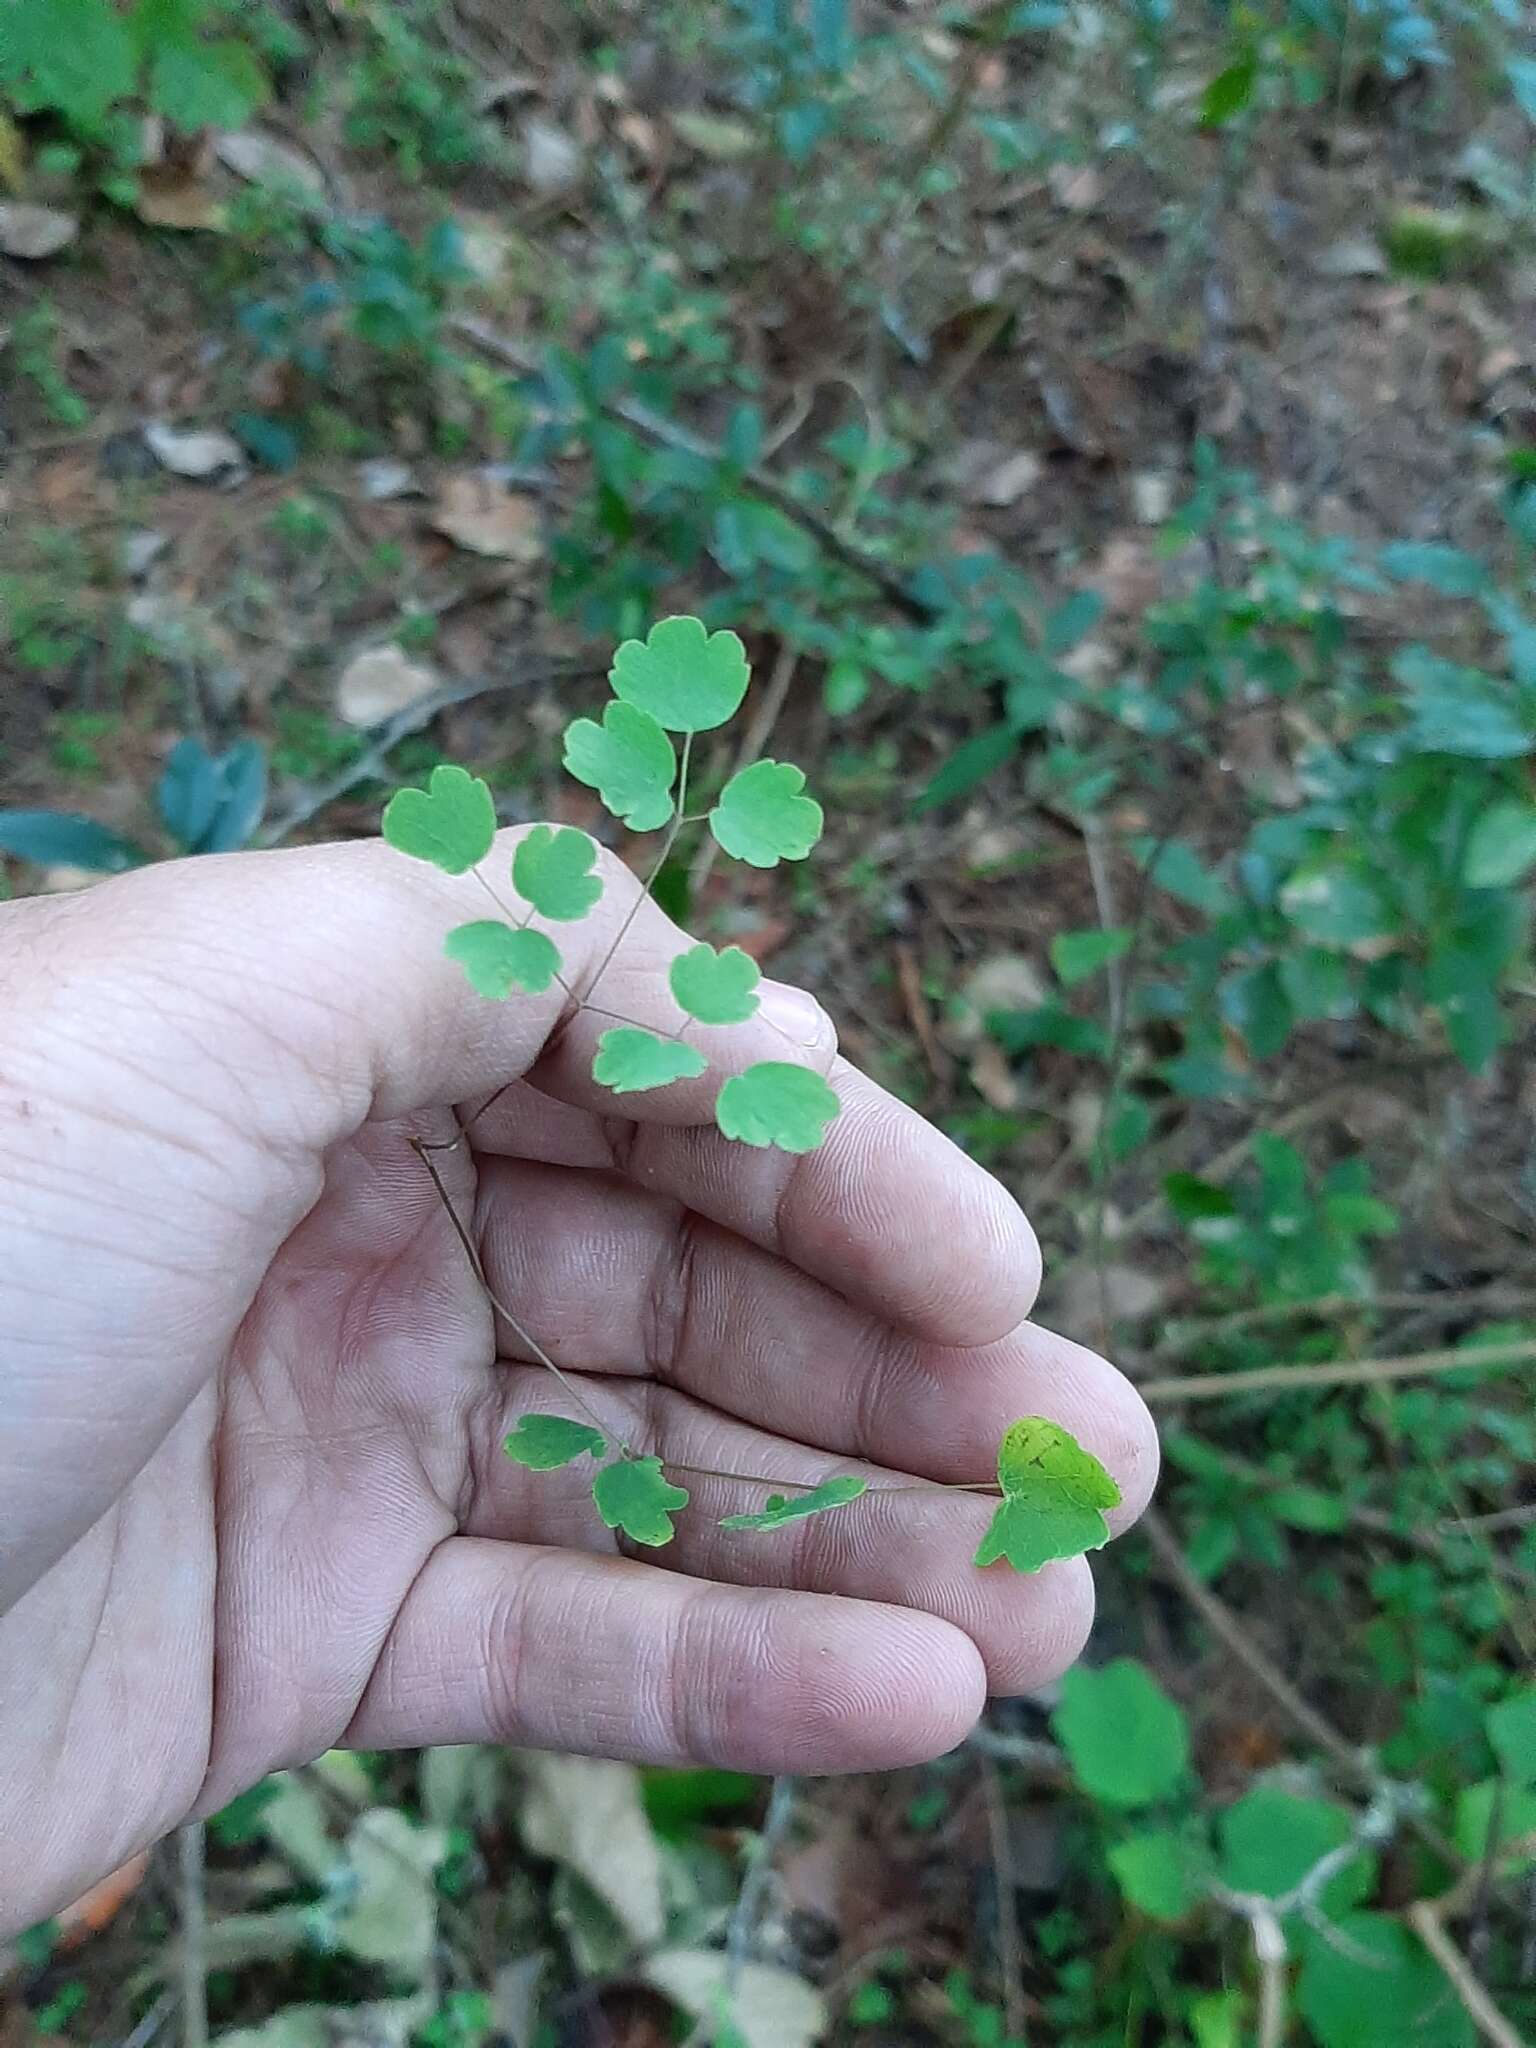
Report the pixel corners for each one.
[610,616,751,733]
[1050,928,1132,987]
[382,765,497,875]
[1297,1913,1474,2048]
[591,1027,709,1094]
[715,1061,841,1152]
[0,0,268,140]
[670,943,762,1026]
[975,1417,1122,1573]
[710,761,825,867]
[562,701,677,831]
[502,1415,607,1471]
[719,1475,868,1530]
[512,825,603,922]
[1487,1687,1536,1786]
[591,1456,690,1547]
[445,922,561,998]
[1053,1661,1191,1809]
[1106,1828,1206,1921]
[1216,1790,1374,1917]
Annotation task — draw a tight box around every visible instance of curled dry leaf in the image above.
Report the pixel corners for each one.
[431,473,544,561]
[335,643,440,728]
[0,202,79,259]
[142,420,245,480]
[518,1752,666,1947]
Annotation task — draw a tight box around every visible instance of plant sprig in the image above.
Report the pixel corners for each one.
[383,616,1121,1573]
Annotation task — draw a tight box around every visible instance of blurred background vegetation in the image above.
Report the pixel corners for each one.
[2,1,1535,2043]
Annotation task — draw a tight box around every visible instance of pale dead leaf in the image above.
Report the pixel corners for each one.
[0,202,79,259]
[1313,236,1387,279]
[335,643,440,728]
[41,864,108,894]
[1131,472,1174,525]
[333,1809,448,1979]
[358,457,421,502]
[945,953,1049,1048]
[133,166,226,231]
[431,473,543,561]
[671,110,757,159]
[493,1954,550,2048]
[142,420,244,479]
[215,129,326,199]
[969,1038,1020,1111]
[216,1997,432,2048]
[519,1753,665,1947]
[1048,163,1102,212]
[644,1951,825,2048]
[1057,1261,1167,1336]
[521,115,583,196]
[973,448,1043,506]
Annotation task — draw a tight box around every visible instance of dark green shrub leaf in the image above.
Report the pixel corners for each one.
[1488,1688,1536,1788]
[0,809,144,872]
[1108,1828,1208,1921]
[1464,800,1536,888]
[1052,1660,1191,1808]
[1297,1913,1474,2048]
[1051,927,1132,986]
[1200,56,1258,127]
[1218,1791,1374,1918]
[913,725,1016,812]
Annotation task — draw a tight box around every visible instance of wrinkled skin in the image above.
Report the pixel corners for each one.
[0,833,1157,1932]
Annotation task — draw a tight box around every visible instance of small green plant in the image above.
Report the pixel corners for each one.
[0,0,269,158]
[384,616,1123,1568]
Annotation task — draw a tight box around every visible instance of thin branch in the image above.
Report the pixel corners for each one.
[979,1752,1028,2044]
[177,1824,208,2048]
[1140,1507,1460,1868]
[1407,1901,1529,2048]
[1154,1286,1536,1355]
[411,1138,622,1447]
[259,665,597,847]
[726,1776,798,1991]
[450,316,938,624]
[1144,1337,1536,1406]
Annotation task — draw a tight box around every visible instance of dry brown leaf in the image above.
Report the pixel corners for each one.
[133,166,225,232]
[1048,163,1103,212]
[969,1038,1021,1111]
[431,474,543,561]
[0,202,78,258]
[53,1852,150,1944]
[335,644,440,729]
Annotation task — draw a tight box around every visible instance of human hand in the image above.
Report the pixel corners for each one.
[0,832,1156,1933]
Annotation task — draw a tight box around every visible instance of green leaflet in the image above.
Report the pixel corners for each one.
[562,700,676,832]
[609,615,750,733]
[382,764,497,875]
[503,1415,607,1470]
[512,825,603,921]
[592,1027,708,1094]
[715,1062,840,1152]
[719,1475,867,1531]
[974,1416,1122,1574]
[669,942,761,1025]
[709,759,824,867]
[445,922,561,997]
[592,1457,690,1546]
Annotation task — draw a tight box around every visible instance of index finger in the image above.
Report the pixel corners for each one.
[469,1059,1042,1348]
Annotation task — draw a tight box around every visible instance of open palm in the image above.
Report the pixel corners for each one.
[0,835,1156,1934]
